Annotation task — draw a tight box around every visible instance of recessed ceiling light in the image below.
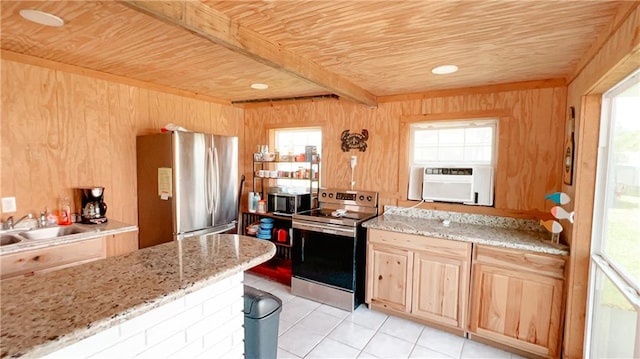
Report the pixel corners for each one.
[19,9,65,27]
[432,65,459,75]
[250,83,269,90]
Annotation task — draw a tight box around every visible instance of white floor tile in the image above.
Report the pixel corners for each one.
[278,324,325,357]
[410,345,456,358]
[297,310,344,336]
[277,347,302,359]
[328,320,377,350]
[249,277,279,292]
[248,274,522,359]
[362,332,415,359]
[278,318,295,336]
[379,315,425,343]
[316,303,351,319]
[346,305,389,331]
[306,337,361,359]
[460,340,512,359]
[415,327,465,359]
[280,296,321,324]
[243,272,261,285]
[358,352,381,358]
[270,285,296,304]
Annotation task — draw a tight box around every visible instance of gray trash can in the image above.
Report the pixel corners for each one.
[243,285,283,359]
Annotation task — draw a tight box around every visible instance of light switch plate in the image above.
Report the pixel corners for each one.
[2,197,17,213]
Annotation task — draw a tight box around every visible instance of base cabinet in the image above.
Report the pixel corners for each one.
[367,244,412,312]
[1,237,106,280]
[412,252,468,328]
[468,245,566,358]
[366,229,471,330]
[106,232,139,257]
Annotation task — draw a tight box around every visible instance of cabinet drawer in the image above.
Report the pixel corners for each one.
[368,229,470,258]
[474,244,565,279]
[1,237,106,279]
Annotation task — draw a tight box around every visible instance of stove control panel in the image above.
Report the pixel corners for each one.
[318,188,378,207]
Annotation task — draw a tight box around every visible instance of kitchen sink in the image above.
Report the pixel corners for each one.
[19,225,93,240]
[1,234,22,246]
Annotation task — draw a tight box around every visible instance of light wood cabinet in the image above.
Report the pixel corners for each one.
[1,237,106,280]
[366,229,471,330]
[468,245,566,358]
[367,244,412,312]
[412,251,469,328]
[106,231,139,257]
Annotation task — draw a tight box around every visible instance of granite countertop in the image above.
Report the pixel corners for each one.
[0,220,138,255]
[363,206,569,256]
[0,234,275,358]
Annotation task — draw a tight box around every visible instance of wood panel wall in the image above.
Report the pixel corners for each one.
[0,56,243,228]
[243,83,566,219]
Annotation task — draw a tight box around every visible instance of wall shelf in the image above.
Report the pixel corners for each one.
[252,159,320,201]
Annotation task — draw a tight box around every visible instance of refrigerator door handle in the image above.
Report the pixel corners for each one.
[213,146,220,213]
[205,147,214,214]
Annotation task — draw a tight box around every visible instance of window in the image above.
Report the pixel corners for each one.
[274,127,322,157]
[586,69,639,358]
[271,127,322,192]
[410,119,497,166]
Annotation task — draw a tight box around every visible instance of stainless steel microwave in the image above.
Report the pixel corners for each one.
[267,193,311,216]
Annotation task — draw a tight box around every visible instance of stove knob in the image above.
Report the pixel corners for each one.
[367,196,373,201]
[359,195,365,201]
[329,193,334,198]
[322,192,327,198]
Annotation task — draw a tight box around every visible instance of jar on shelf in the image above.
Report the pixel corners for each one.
[257,199,267,214]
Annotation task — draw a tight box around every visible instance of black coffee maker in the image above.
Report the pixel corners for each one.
[75,187,108,224]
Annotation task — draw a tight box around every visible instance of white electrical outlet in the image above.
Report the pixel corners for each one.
[350,155,357,168]
[2,197,17,213]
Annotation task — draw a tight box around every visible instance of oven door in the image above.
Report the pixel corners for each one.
[292,221,357,291]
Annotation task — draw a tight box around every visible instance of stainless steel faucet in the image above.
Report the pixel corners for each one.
[5,213,33,230]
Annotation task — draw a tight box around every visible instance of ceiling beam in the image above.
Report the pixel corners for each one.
[123,1,378,108]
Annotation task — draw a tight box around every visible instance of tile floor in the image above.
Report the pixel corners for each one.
[244,273,525,359]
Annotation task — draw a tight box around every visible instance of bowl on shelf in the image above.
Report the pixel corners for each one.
[260,218,274,224]
[260,222,274,229]
[258,228,271,235]
[262,152,276,161]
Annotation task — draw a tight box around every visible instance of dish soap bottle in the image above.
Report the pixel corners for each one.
[58,197,72,225]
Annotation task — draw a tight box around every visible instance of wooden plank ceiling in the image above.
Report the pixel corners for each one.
[0,0,628,106]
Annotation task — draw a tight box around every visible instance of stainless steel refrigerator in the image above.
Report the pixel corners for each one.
[136,131,239,248]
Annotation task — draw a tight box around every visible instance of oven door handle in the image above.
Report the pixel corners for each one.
[293,221,355,236]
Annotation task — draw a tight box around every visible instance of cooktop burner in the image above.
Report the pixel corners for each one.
[297,208,375,221]
[293,188,379,226]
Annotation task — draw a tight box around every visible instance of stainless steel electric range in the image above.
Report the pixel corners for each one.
[291,188,378,311]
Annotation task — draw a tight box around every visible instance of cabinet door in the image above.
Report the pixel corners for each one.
[469,263,564,358]
[1,237,106,280]
[412,252,467,328]
[106,232,139,257]
[366,244,412,312]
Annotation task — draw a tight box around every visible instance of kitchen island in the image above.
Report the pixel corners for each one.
[0,234,275,358]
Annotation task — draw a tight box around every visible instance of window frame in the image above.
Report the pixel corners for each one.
[268,126,322,193]
[409,118,498,167]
